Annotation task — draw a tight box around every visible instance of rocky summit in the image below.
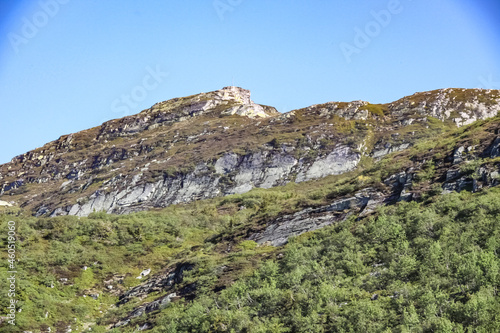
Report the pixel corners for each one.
[1,87,500,218]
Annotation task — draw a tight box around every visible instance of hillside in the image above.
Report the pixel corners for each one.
[1,87,499,217]
[1,87,500,332]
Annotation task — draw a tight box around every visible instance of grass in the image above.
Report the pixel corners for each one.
[359,103,387,117]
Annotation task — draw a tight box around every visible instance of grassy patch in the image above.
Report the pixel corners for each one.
[359,103,387,117]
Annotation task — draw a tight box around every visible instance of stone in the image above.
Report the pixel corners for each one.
[453,146,465,164]
[372,143,410,159]
[113,319,130,328]
[57,145,359,217]
[137,323,153,331]
[118,263,192,306]
[442,176,473,194]
[140,269,151,277]
[249,190,375,246]
[129,307,144,318]
[487,137,500,158]
[114,264,191,328]
[295,146,360,182]
[446,169,460,181]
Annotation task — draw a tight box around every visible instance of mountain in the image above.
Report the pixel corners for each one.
[1,87,499,218]
[1,87,500,332]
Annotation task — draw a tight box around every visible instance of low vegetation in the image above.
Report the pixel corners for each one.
[2,183,500,332]
[359,103,387,117]
[152,188,500,332]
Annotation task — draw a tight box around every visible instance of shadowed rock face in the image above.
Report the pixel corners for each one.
[1,87,499,217]
[113,263,193,328]
[249,189,381,247]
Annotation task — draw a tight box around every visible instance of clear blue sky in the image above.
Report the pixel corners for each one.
[0,0,499,164]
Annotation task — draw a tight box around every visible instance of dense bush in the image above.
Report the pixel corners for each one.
[1,177,500,332]
[151,189,500,332]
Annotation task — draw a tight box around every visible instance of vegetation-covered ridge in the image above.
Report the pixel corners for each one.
[0,88,499,218]
[2,112,500,332]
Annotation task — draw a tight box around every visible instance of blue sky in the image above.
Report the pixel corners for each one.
[0,0,499,164]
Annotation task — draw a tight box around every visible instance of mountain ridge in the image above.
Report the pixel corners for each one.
[3,87,500,332]
[1,87,499,217]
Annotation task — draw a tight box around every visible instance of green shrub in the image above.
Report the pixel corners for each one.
[360,103,387,117]
[238,240,258,251]
[415,160,436,182]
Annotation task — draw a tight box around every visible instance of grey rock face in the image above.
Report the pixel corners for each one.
[112,263,192,328]
[247,165,424,248]
[117,263,192,306]
[218,151,298,194]
[248,139,499,248]
[372,143,410,159]
[442,139,500,194]
[442,176,474,193]
[48,145,361,217]
[383,170,414,202]
[249,189,378,246]
[453,146,465,164]
[484,137,500,158]
[56,167,221,216]
[295,146,360,182]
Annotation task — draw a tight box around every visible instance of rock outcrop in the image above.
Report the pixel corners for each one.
[249,189,384,246]
[42,145,361,217]
[248,133,500,247]
[389,88,500,126]
[113,263,193,328]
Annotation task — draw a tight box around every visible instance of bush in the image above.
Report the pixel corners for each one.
[238,240,258,251]
[360,104,387,117]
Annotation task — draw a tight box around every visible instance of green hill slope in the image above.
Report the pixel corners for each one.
[2,111,500,332]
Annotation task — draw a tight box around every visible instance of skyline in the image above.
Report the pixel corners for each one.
[0,0,499,163]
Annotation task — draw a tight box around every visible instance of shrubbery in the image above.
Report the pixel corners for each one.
[151,189,500,332]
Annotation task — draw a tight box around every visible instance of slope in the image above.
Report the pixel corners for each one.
[0,87,499,218]
[2,110,500,332]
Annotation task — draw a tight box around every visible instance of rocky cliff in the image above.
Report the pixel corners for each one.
[1,87,499,217]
